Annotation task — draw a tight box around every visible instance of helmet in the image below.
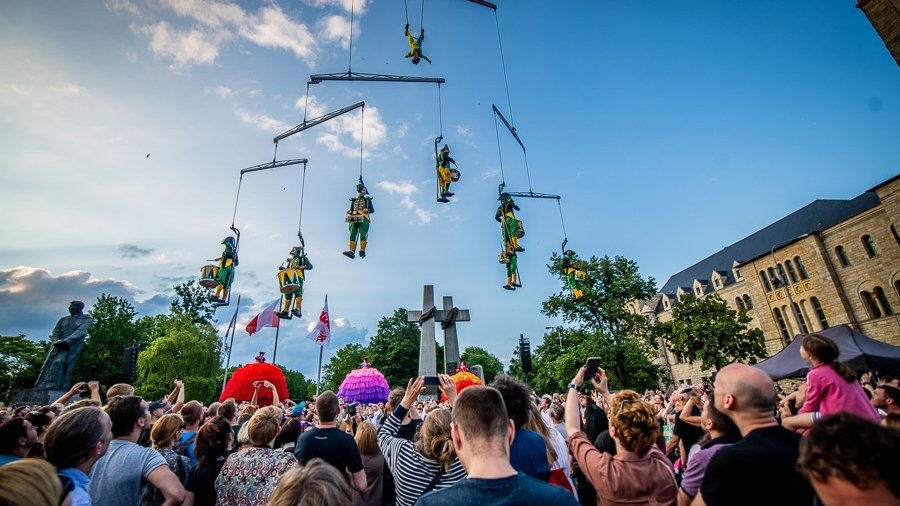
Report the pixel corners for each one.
[222,236,236,247]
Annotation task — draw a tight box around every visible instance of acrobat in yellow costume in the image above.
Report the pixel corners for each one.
[276,245,313,319]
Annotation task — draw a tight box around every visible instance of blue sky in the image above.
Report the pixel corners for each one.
[1,0,897,381]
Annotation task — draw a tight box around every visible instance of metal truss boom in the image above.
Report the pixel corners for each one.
[274,101,365,143]
[309,71,445,85]
[506,191,560,201]
[466,0,497,9]
[492,104,525,153]
[240,158,308,175]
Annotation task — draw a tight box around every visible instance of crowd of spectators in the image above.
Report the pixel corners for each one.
[0,332,898,505]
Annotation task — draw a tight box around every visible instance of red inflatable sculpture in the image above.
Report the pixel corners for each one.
[219,352,289,405]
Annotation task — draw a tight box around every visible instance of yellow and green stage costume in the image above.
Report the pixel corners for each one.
[277,246,313,319]
[437,144,457,202]
[211,236,237,303]
[343,180,374,259]
[562,250,586,301]
[496,194,523,290]
[404,24,431,64]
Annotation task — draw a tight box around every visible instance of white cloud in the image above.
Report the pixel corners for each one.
[138,21,223,66]
[481,167,501,179]
[294,94,327,118]
[239,5,317,62]
[318,15,354,49]
[456,125,473,138]
[303,0,367,14]
[311,102,387,159]
[376,180,435,224]
[236,109,292,133]
[248,89,262,97]
[395,121,409,139]
[213,85,234,98]
[105,0,140,16]
[7,82,85,97]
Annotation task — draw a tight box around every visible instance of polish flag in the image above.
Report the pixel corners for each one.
[246,299,280,336]
[306,296,331,346]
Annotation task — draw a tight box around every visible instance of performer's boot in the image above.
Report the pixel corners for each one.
[359,240,367,258]
[503,276,515,290]
[573,288,584,301]
[276,298,291,319]
[211,284,223,302]
[512,236,524,252]
[343,241,356,259]
[512,273,521,288]
[292,297,302,318]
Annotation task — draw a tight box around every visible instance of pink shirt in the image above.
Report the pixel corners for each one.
[799,364,880,424]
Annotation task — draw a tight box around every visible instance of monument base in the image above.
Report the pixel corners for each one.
[12,388,67,406]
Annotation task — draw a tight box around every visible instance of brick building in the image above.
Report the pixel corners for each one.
[637,175,900,386]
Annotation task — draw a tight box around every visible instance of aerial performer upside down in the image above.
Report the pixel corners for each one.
[405,24,431,64]
[276,244,313,319]
[343,177,374,259]
[210,236,237,303]
[436,144,458,203]
[562,249,586,301]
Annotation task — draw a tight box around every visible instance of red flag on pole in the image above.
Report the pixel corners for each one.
[306,295,331,346]
[246,299,280,336]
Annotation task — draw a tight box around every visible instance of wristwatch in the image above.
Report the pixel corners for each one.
[567,382,578,390]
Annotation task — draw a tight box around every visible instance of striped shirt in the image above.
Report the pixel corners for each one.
[377,405,467,506]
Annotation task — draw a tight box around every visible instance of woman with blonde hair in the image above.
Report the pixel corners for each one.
[143,413,193,505]
[565,366,676,505]
[216,406,296,505]
[353,420,387,506]
[378,376,466,506]
[0,458,63,506]
[268,458,351,506]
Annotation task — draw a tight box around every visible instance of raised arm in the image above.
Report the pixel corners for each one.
[679,396,702,427]
[147,465,186,506]
[54,382,87,405]
[438,374,457,407]
[264,381,280,407]
[172,380,185,413]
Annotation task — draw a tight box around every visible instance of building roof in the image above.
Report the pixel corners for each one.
[659,191,880,295]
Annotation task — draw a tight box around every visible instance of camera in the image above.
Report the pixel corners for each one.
[345,402,357,417]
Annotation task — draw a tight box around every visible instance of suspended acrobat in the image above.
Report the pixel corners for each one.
[404,24,431,64]
[276,241,313,319]
[562,248,586,302]
[205,236,237,303]
[343,177,374,259]
[436,144,460,203]
[496,193,524,290]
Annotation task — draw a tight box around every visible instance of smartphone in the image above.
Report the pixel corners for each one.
[583,357,602,381]
[423,376,440,386]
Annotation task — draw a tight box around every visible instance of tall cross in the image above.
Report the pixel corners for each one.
[407,285,471,376]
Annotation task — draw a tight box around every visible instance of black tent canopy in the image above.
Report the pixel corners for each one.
[753,324,900,380]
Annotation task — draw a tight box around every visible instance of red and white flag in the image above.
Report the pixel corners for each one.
[306,295,331,346]
[246,298,280,336]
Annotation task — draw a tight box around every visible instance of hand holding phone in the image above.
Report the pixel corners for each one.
[583,357,602,381]
[423,376,440,386]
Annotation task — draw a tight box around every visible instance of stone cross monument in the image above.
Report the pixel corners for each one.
[407,285,470,376]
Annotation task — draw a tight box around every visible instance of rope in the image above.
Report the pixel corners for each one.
[438,83,443,138]
[302,82,311,123]
[231,174,243,229]
[297,163,307,238]
[404,0,409,25]
[494,10,514,126]
[358,105,365,177]
[420,0,425,29]
[523,151,533,193]
[348,0,355,72]
[556,197,568,241]
[493,110,506,185]
[272,141,279,163]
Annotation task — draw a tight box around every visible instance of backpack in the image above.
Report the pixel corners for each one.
[173,432,196,459]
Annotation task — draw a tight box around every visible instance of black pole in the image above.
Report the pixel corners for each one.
[272,323,280,365]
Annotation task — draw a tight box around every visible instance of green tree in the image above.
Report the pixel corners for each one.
[74,294,149,388]
[460,347,503,383]
[170,280,216,326]
[134,313,222,404]
[655,293,767,372]
[0,335,49,402]
[538,254,664,391]
[367,308,421,388]
[322,343,368,392]
[280,366,316,401]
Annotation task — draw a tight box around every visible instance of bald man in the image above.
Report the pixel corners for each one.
[692,364,813,506]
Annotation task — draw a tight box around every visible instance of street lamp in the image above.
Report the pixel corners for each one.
[770,234,809,345]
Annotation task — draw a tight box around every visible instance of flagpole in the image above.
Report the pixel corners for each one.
[272,323,280,365]
[221,295,241,394]
[316,344,323,396]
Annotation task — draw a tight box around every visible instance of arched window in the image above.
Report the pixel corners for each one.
[760,271,772,292]
[785,260,799,283]
[777,264,788,285]
[800,300,814,331]
[862,235,878,257]
[743,294,754,309]
[873,287,894,316]
[768,267,780,288]
[811,297,829,329]
[861,291,882,319]
[896,280,900,301]
[781,305,795,338]
[794,256,809,280]
[835,246,850,267]
[792,302,809,334]
[736,297,746,311]
[773,308,790,342]
[891,225,899,247]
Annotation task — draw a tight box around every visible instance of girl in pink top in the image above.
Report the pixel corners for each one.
[783,334,881,431]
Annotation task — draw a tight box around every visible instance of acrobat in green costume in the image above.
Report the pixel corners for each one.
[562,250,586,301]
[211,236,237,302]
[277,245,313,319]
[495,194,524,253]
[343,178,374,259]
[404,24,431,64]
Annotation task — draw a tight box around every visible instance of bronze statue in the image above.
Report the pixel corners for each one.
[35,301,93,390]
